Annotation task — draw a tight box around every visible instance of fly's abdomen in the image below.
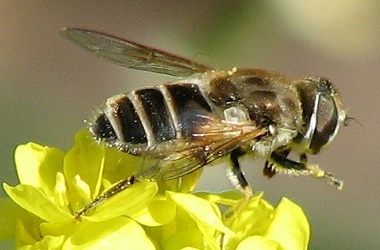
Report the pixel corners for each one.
[90,82,213,154]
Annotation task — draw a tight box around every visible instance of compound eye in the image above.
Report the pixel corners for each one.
[309,85,339,153]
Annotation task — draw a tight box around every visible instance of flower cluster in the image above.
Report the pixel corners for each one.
[1,130,310,249]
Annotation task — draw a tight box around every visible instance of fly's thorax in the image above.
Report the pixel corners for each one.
[207,69,304,131]
[202,69,306,156]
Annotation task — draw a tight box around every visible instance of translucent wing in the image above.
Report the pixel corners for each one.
[141,114,268,181]
[60,28,213,77]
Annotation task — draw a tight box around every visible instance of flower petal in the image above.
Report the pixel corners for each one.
[63,217,155,249]
[167,191,231,234]
[18,235,66,250]
[0,197,26,240]
[196,190,243,207]
[146,204,208,249]
[3,184,71,222]
[101,145,143,185]
[221,193,274,250]
[132,194,177,226]
[14,143,64,196]
[158,168,203,193]
[40,220,79,238]
[15,213,45,247]
[160,229,205,250]
[227,193,274,234]
[63,130,105,200]
[178,168,203,192]
[264,197,310,250]
[236,235,282,250]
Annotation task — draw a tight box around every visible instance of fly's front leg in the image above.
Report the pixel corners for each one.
[263,149,290,178]
[75,175,136,219]
[269,151,344,190]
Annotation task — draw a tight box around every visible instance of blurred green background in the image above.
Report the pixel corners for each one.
[1,1,379,249]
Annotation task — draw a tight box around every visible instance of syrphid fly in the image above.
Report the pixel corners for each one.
[60,28,347,217]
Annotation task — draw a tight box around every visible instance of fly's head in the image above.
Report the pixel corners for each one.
[293,77,347,155]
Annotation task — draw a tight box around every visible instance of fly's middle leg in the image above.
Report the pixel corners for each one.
[224,148,254,221]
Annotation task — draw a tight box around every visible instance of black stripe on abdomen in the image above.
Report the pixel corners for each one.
[166,84,211,114]
[165,83,212,138]
[136,88,176,141]
[113,96,147,144]
[91,113,117,141]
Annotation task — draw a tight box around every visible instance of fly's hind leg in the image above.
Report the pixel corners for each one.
[75,175,136,219]
[268,151,344,190]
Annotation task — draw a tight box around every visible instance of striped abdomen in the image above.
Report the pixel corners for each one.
[90,82,213,154]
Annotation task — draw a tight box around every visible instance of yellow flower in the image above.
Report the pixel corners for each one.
[1,130,310,249]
